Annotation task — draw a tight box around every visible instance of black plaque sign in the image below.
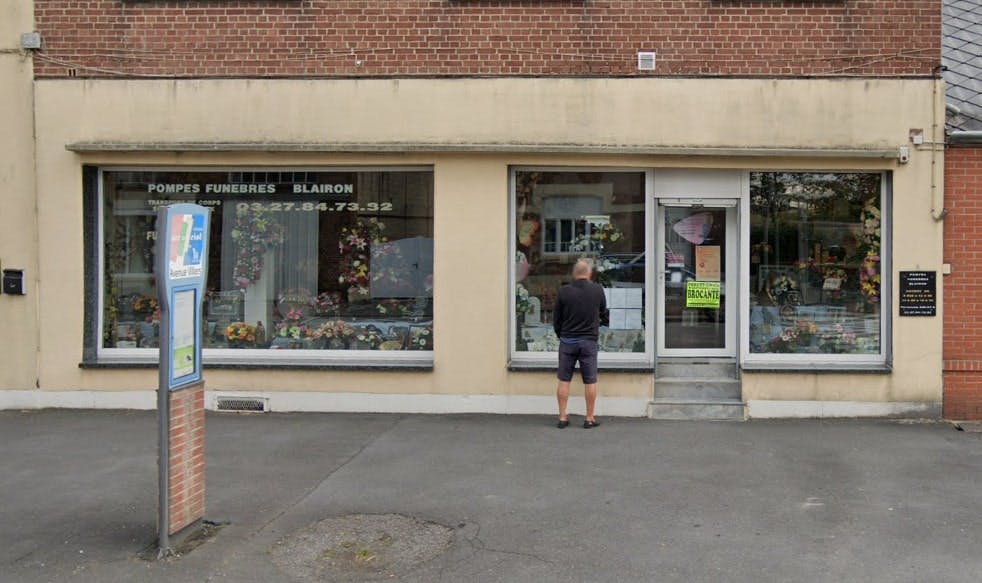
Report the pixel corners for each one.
[899,271,936,317]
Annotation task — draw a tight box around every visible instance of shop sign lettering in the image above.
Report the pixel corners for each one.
[145,182,356,195]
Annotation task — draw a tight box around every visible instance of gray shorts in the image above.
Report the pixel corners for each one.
[557,339,599,384]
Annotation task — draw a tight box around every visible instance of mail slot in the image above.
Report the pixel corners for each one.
[2,269,25,295]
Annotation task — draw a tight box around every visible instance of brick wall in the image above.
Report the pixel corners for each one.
[167,383,205,535]
[944,146,982,420]
[33,1,940,78]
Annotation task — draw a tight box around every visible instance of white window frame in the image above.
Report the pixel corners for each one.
[509,166,654,368]
[738,170,891,370]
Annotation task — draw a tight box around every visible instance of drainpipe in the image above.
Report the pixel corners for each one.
[930,77,947,221]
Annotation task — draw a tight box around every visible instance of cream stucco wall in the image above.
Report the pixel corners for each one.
[0,1,39,390]
[38,77,932,150]
[14,77,943,413]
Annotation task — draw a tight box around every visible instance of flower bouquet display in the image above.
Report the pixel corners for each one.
[820,324,857,354]
[311,320,355,349]
[516,283,532,316]
[594,256,622,287]
[375,298,410,317]
[860,249,880,304]
[230,208,286,290]
[821,266,847,299]
[352,326,384,350]
[276,288,313,319]
[517,219,539,248]
[132,295,158,317]
[408,326,433,350]
[859,199,881,304]
[766,327,801,353]
[313,291,343,316]
[793,319,818,346]
[594,222,623,244]
[225,322,256,348]
[370,240,414,296]
[570,221,623,254]
[274,308,310,346]
[338,218,386,302]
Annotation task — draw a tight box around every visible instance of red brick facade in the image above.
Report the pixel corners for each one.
[34,1,940,78]
[167,383,205,535]
[944,146,982,420]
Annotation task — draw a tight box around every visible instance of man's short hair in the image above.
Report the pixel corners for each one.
[572,258,594,277]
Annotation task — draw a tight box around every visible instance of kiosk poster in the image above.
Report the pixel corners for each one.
[171,289,196,379]
[168,213,207,280]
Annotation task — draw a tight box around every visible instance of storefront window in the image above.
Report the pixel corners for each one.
[513,170,646,355]
[749,172,884,358]
[100,169,433,355]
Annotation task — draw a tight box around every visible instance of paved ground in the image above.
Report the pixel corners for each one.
[2,410,981,582]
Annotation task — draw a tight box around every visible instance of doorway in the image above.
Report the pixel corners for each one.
[657,199,738,358]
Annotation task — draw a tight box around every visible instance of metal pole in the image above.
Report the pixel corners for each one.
[155,209,171,557]
[157,366,170,557]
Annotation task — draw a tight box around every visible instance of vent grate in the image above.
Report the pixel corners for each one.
[637,51,656,71]
[216,397,268,413]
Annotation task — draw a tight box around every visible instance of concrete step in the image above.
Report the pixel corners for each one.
[654,377,742,400]
[656,359,738,379]
[647,399,746,421]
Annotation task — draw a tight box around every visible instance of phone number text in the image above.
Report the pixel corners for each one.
[236,202,393,213]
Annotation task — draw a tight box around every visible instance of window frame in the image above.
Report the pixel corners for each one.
[85,165,435,368]
[509,166,654,369]
[739,170,892,370]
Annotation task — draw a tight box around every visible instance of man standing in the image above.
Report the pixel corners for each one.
[553,258,609,429]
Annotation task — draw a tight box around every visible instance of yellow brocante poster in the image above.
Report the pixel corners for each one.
[686,281,721,309]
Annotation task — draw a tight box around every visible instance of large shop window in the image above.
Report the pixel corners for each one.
[748,172,887,364]
[98,169,434,362]
[513,170,647,361]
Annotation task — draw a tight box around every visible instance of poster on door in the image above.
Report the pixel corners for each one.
[695,246,721,281]
[686,281,721,309]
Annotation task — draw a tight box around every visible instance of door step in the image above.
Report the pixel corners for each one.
[647,399,746,421]
[649,359,745,421]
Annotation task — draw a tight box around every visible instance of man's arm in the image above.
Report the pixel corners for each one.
[598,289,609,327]
[553,293,564,337]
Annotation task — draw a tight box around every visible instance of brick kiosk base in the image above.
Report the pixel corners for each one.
[167,382,205,536]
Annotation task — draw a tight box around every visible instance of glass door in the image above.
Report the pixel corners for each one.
[657,199,738,357]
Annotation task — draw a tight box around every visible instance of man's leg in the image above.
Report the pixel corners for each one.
[557,381,571,421]
[556,343,576,425]
[584,383,597,422]
[580,340,600,426]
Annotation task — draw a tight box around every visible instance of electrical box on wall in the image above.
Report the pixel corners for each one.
[3,270,26,295]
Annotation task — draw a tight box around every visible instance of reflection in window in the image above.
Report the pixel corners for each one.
[749,172,883,356]
[514,171,646,354]
[101,169,434,353]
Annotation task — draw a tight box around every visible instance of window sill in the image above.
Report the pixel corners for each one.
[740,363,892,374]
[81,353,434,371]
[509,360,653,373]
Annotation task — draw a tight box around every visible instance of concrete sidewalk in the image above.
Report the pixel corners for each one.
[2,410,981,583]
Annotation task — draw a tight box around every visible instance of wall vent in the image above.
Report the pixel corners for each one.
[216,396,268,413]
[637,51,656,71]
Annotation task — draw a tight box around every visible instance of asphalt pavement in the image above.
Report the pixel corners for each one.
[2,409,981,582]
